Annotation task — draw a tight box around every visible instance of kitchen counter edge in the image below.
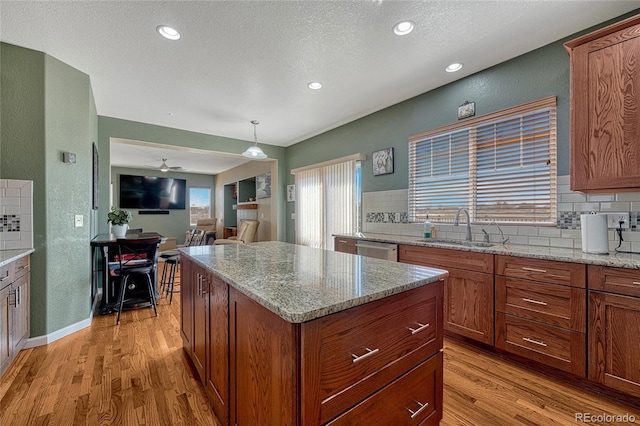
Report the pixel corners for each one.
[0,249,35,268]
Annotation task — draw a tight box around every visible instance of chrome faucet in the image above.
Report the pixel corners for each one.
[453,208,472,241]
[490,221,510,245]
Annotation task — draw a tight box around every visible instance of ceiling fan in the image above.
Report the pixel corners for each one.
[154,158,185,172]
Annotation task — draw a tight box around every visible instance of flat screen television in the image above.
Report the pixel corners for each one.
[119,174,187,210]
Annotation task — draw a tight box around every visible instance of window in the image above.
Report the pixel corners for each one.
[409,97,557,224]
[293,154,364,250]
[189,187,211,226]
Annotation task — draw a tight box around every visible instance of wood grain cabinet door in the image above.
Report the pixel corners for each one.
[565,15,640,192]
[334,237,357,254]
[180,258,194,355]
[206,273,229,425]
[0,283,11,374]
[589,290,640,398]
[11,273,29,353]
[192,268,208,382]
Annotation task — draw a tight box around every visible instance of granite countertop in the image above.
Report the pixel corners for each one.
[181,241,448,323]
[335,233,640,270]
[0,249,35,268]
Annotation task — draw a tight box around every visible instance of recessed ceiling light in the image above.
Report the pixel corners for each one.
[393,20,415,36]
[307,82,323,90]
[445,63,463,73]
[157,25,181,41]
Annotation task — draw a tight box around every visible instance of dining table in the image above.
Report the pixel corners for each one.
[90,232,166,314]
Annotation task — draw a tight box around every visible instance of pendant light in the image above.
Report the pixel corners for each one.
[242,120,267,159]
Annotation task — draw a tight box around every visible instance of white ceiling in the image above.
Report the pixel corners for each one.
[1,1,637,175]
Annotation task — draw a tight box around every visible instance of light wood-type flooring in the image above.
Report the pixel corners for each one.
[1,270,639,425]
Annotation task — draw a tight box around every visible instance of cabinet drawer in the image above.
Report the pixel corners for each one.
[0,263,11,289]
[496,277,586,332]
[588,265,640,297]
[399,245,493,274]
[496,256,586,288]
[302,282,443,424]
[496,313,586,376]
[13,256,30,280]
[334,237,357,254]
[327,351,443,426]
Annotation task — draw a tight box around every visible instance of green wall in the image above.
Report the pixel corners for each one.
[283,10,639,243]
[1,43,97,336]
[97,117,287,241]
[111,166,215,244]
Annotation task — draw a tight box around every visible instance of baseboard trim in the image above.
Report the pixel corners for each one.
[23,294,100,349]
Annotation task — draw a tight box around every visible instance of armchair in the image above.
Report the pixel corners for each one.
[214,220,259,245]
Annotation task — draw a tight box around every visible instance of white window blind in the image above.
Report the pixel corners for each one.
[294,158,360,250]
[409,96,557,224]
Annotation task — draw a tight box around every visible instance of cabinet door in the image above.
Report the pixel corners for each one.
[180,258,194,355]
[589,291,640,397]
[0,284,11,374]
[206,273,229,425]
[192,268,208,382]
[11,273,29,353]
[444,269,494,345]
[566,16,640,191]
[334,237,357,254]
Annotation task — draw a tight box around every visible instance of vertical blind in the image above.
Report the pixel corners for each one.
[294,158,360,250]
[409,96,557,224]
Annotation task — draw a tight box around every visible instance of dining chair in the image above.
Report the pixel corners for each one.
[114,236,161,324]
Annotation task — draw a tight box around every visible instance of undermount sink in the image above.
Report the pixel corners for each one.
[416,238,494,248]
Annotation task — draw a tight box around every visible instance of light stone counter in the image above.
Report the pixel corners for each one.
[181,241,448,323]
[0,249,34,268]
[335,233,640,270]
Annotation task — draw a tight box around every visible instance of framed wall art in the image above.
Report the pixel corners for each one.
[458,101,476,120]
[287,184,295,202]
[256,172,271,199]
[373,147,394,176]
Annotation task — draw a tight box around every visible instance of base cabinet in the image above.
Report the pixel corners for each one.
[0,255,30,377]
[588,265,640,398]
[399,245,494,345]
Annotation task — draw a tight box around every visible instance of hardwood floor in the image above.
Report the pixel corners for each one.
[1,270,639,425]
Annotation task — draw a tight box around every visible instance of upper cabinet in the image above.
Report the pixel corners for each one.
[564,15,640,192]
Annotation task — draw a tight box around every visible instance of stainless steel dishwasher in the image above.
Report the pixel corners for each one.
[355,241,398,261]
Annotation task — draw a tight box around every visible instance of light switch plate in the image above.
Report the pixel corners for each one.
[74,214,83,227]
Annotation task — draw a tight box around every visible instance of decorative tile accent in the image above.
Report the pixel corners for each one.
[0,215,20,232]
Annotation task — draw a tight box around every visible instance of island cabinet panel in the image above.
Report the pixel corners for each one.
[588,265,640,398]
[229,287,300,426]
[192,267,208,382]
[334,237,357,254]
[206,274,229,426]
[399,245,494,345]
[564,14,640,192]
[495,256,587,376]
[180,257,194,357]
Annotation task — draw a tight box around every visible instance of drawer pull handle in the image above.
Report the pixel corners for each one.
[0,274,9,282]
[17,265,28,271]
[633,282,640,286]
[351,347,379,363]
[523,337,547,347]
[522,298,547,306]
[522,267,547,273]
[339,240,348,243]
[408,322,430,335]
[406,400,430,419]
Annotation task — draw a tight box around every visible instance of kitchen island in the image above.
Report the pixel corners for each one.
[180,241,448,425]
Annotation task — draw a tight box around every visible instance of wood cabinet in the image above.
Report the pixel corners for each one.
[334,237,357,254]
[564,15,640,192]
[495,256,586,376]
[0,255,31,377]
[588,265,640,398]
[180,257,229,424]
[399,245,494,345]
[228,282,443,425]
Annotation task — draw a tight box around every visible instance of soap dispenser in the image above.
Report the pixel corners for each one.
[423,217,432,238]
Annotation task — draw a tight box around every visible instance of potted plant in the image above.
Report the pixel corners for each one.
[107,207,132,238]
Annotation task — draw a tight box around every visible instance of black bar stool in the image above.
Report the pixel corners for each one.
[114,236,161,324]
[160,256,179,303]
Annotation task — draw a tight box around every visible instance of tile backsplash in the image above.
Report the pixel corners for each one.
[362,176,640,253]
[0,179,34,250]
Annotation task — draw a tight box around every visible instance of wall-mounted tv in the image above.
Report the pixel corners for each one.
[119,174,187,210]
